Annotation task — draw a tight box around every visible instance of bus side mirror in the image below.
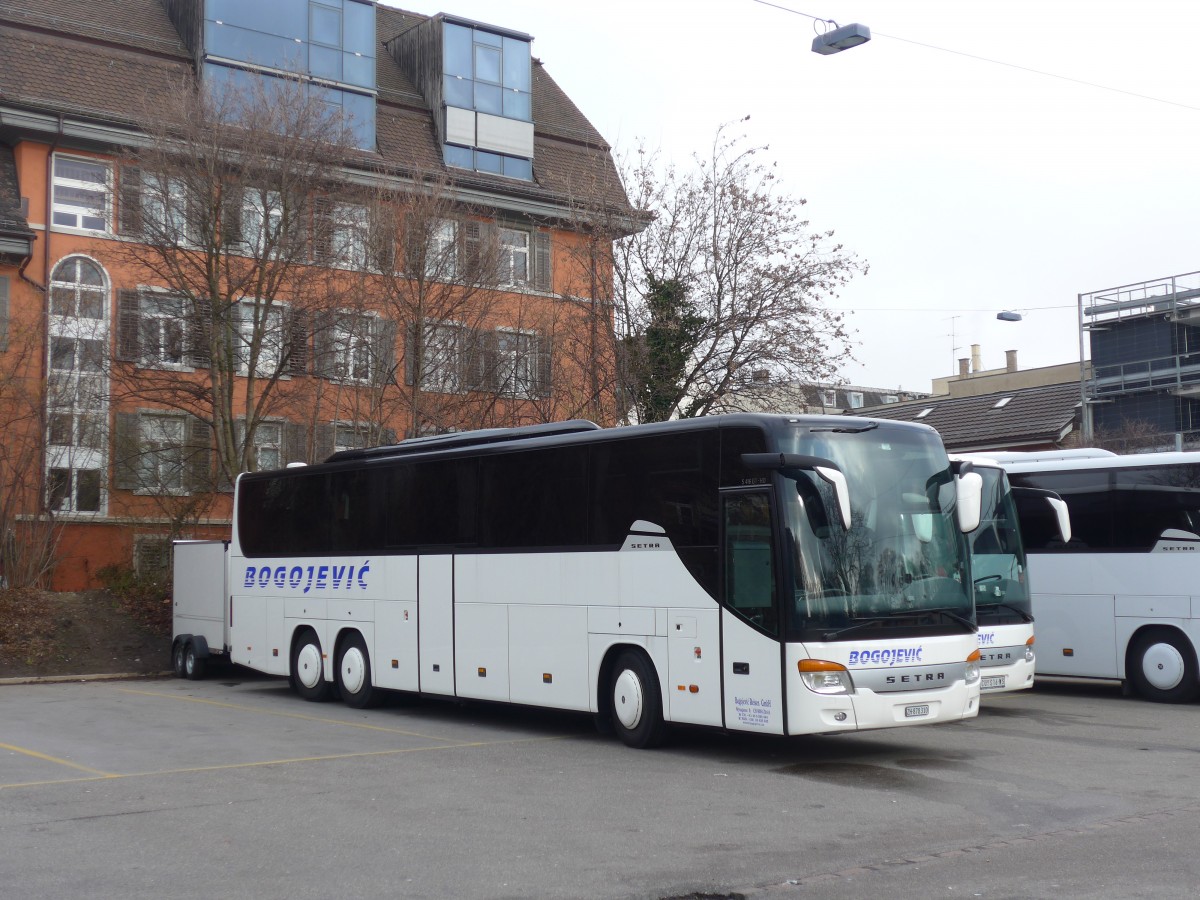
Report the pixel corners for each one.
[956,471,983,533]
[1047,496,1072,543]
[741,452,852,530]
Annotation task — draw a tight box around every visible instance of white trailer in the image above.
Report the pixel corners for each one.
[170,540,230,679]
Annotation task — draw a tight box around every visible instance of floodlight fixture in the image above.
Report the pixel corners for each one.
[996,311,1023,322]
[811,21,871,55]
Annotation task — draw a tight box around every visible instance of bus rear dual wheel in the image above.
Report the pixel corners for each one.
[1129,630,1200,704]
[291,629,381,708]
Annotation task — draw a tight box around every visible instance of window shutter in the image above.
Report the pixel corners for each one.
[183,416,212,495]
[221,186,243,248]
[312,310,336,379]
[463,327,490,392]
[285,308,309,376]
[533,231,552,292]
[403,321,416,386]
[284,422,309,466]
[185,296,212,369]
[312,197,333,264]
[315,423,336,462]
[372,317,398,385]
[118,166,143,238]
[113,411,142,491]
[537,333,553,398]
[464,221,498,287]
[368,206,396,273]
[116,289,142,362]
[0,275,8,353]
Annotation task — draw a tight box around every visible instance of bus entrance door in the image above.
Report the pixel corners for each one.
[418,554,456,695]
[720,491,785,734]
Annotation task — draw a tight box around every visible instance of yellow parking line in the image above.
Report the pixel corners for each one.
[0,741,115,777]
[119,688,459,742]
[0,732,571,791]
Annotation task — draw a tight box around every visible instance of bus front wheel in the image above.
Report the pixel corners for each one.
[336,632,381,709]
[291,630,332,702]
[1128,630,1200,703]
[609,650,667,749]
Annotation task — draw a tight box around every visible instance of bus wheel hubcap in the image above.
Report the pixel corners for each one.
[1143,643,1184,691]
[341,648,366,694]
[613,669,643,730]
[297,644,323,689]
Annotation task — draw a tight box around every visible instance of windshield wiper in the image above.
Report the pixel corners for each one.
[810,423,879,434]
[975,601,1034,623]
[820,606,975,641]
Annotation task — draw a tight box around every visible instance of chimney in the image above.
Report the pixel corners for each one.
[1006,349,1018,373]
[958,358,969,378]
[971,344,981,373]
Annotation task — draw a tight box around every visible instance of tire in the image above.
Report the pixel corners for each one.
[172,640,188,678]
[291,629,332,702]
[1128,630,1200,704]
[609,650,667,749]
[183,641,207,681]
[336,632,381,709]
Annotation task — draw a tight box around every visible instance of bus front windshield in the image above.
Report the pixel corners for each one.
[776,422,973,642]
[970,467,1031,623]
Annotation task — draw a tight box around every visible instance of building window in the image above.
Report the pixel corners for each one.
[50,257,105,319]
[237,302,285,377]
[847,392,864,409]
[139,294,187,368]
[425,219,459,280]
[47,467,102,513]
[52,156,111,231]
[242,189,284,257]
[329,312,374,383]
[498,227,530,285]
[494,328,540,397]
[334,424,368,454]
[139,414,187,495]
[916,408,933,419]
[134,535,173,580]
[822,389,837,408]
[254,422,282,470]
[142,174,192,243]
[331,203,369,270]
[883,394,899,404]
[418,321,471,393]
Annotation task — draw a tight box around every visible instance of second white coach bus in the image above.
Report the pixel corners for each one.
[957,459,1070,695]
[1002,450,1200,703]
[177,415,987,747]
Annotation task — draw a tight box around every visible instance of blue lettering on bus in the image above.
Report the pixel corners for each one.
[978,632,996,646]
[847,647,924,667]
[241,561,372,592]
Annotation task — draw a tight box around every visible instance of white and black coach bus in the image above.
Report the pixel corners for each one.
[189,414,986,747]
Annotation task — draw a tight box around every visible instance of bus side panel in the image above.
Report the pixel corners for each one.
[262,596,289,676]
[1032,592,1118,678]
[720,611,784,734]
[509,604,589,710]
[373,557,419,692]
[455,602,510,701]
[665,608,722,726]
[419,554,456,695]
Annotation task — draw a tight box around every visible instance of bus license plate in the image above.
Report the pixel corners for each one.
[981,676,1006,690]
[904,704,930,718]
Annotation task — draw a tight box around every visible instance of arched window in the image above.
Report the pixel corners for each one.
[50,256,106,319]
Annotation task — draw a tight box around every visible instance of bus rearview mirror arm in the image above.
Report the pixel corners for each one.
[741,453,852,530]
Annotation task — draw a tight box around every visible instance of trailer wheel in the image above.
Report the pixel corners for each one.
[609,650,667,749]
[183,641,207,681]
[1128,629,1200,703]
[172,641,188,678]
[291,629,332,702]
[336,632,381,709]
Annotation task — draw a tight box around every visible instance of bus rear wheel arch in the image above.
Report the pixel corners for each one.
[1127,628,1200,704]
[335,630,382,709]
[291,628,333,702]
[608,648,667,749]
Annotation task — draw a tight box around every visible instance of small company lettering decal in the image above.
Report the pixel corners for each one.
[978,632,997,646]
[733,696,773,728]
[847,647,924,667]
[243,560,371,593]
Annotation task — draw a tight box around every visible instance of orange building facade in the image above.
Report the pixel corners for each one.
[0,1,637,589]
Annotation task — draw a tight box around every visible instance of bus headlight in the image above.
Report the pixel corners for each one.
[798,659,854,694]
[1024,636,1035,663]
[965,649,981,684]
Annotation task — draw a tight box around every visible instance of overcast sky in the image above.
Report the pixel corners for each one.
[387,0,1200,393]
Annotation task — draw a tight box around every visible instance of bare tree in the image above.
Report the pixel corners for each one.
[104,73,359,482]
[615,120,865,422]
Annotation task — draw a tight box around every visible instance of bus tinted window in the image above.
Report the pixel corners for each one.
[1112,464,1200,550]
[479,446,588,547]
[385,458,477,547]
[239,472,333,557]
[1011,471,1110,550]
[329,467,383,554]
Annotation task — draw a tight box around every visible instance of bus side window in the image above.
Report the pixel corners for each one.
[723,492,778,635]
